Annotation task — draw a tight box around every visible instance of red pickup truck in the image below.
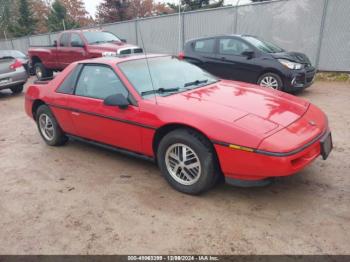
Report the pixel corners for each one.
[28,29,142,79]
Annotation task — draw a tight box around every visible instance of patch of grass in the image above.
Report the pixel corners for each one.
[316,72,350,82]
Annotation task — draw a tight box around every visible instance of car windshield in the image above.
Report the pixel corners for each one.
[242,36,284,53]
[118,56,218,98]
[83,31,121,44]
[0,50,26,59]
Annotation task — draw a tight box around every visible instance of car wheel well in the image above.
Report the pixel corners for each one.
[258,70,284,84]
[32,99,46,120]
[153,124,222,170]
[31,56,41,65]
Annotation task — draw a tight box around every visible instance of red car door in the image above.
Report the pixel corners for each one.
[66,64,143,153]
[68,33,88,64]
[56,32,72,69]
[48,64,84,135]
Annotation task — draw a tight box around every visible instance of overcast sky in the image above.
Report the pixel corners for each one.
[84,0,103,17]
[83,0,252,18]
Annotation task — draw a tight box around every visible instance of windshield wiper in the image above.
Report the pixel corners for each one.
[184,79,208,88]
[141,87,180,96]
[141,80,214,97]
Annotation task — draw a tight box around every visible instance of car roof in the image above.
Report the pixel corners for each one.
[74,54,171,66]
[60,29,105,34]
[0,50,26,58]
[186,34,256,43]
[0,50,24,54]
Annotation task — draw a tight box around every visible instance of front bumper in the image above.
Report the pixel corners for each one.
[215,104,330,182]
[283,66,316,92]
[215,133,323,181]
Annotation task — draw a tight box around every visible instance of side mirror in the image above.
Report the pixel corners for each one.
[120,39,127,43]
[71,41,84,48]
[53,40,57,47]
[104,94,129,109]
[242,50,255,59]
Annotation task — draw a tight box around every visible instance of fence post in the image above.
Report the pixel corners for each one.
[10,39,14,49]
[315,0,329,70]
[135,20,138,46]
[27,36,31,53]
[181,12,185,52]
[234,0,241,34]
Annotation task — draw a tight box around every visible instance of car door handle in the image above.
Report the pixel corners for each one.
[71,111,80,116]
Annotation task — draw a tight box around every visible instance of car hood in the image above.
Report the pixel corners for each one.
[271,51,311,64]
[158,80,309,133]
[87,42,138,52]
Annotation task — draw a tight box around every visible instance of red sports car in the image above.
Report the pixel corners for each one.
[25,54,333,194]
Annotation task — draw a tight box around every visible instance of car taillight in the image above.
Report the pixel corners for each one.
[10,59,23,70]
[178,51,185,60]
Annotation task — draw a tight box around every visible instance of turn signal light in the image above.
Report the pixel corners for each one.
[229,144,255,152]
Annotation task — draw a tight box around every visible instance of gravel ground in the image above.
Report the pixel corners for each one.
[0,79,349,255]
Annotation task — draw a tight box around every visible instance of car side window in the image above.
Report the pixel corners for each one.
[193,39,215,53]
[60,33,70,47]
[75,65,128,100]
[219,38,250,56]
[56,64,82,94]
[119,49,131,55]
[70,33,84,47]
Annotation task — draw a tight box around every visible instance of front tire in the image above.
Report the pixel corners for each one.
[10,85,23,94]
[157,129,219,195]
[34,62,53,80]
[36,105,68,146]
[258,72,283,90]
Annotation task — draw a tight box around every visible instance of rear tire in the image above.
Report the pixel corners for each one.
[258,72,283,90]
[157,128,220,195]
[36,105,68,146]
[34,62,53,80]
[10,85,23,94]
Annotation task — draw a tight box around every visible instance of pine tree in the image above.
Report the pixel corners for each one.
[47,0,78,32]
[8,0,37,37]
[96,0,132,24]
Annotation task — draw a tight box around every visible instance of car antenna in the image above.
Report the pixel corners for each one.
[138,23,158,105]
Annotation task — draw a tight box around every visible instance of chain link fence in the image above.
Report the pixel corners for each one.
[0,0,348,72]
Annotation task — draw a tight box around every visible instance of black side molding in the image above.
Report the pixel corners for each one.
[67,134,155,162]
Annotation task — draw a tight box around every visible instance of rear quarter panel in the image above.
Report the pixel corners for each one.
[0,58,13,74]
[25,63,76,118]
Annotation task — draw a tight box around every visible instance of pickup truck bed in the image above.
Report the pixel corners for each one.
[28,29,142,80]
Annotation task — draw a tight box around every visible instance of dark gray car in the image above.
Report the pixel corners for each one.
[0,55,28,94]
[181,35,316,92]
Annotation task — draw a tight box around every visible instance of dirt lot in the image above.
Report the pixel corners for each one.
[0,79,349,255]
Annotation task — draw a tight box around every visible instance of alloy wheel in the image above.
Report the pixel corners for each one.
[39,114,55,141]
[260,76,279,89]
[35,66,43,79]
[165,143,201,186]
